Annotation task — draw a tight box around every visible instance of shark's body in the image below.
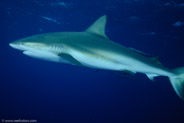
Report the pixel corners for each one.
[9,15,184,100]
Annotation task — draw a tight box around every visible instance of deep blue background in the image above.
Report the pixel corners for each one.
[0,0,184,122]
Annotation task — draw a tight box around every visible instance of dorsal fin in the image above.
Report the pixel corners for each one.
[86,15,108,39]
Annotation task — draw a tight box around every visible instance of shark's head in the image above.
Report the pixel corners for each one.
[9,34,51,51]
[9,34,64,62]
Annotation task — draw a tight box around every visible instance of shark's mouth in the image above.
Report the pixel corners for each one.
[22,50,61,63]
[23,50,50,57]
[23,51,34,55]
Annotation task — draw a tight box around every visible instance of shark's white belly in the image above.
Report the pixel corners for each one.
[69,49,129,71]
[69,48,173,77]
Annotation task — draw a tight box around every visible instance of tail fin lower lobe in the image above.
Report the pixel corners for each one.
[169,67,184,100]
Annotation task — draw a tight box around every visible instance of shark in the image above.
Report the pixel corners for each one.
[9,15,184,100]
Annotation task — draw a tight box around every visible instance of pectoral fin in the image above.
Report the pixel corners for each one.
[58,53,83,67]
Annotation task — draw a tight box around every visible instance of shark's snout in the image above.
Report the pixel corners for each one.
[9,43,20,49]
[9,42,27,51]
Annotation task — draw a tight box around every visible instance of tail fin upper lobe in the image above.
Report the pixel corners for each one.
[169,67,184,100]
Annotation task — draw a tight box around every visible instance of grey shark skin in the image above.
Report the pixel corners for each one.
[9,15,184,100]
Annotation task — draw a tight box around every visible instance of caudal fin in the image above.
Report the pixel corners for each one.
[169,67,184,100]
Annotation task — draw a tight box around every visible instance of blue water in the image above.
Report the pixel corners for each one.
[0,0,184,122]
